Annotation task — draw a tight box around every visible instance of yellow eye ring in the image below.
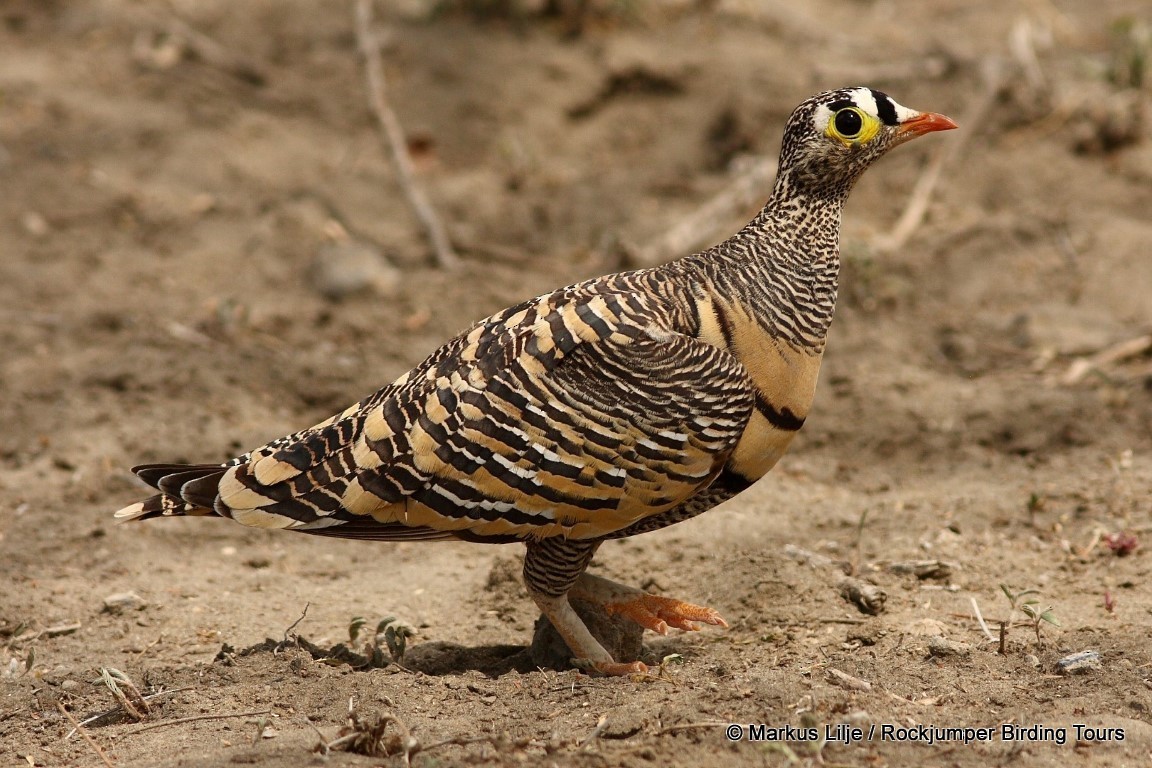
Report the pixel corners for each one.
[826,107,880,146]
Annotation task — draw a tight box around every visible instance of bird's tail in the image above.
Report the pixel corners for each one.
[113,463,229,521]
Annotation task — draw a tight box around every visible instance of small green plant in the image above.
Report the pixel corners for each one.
[348,616,368,645]
[999,585,1060,650]
[251,714,270,745]
[1110,17,1149,88]
[96,667,151,721]
[349,616,415,666]
[379,617,415,664]
[1020,601,1060,647]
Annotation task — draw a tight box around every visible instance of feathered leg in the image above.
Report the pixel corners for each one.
[523,538,646,676]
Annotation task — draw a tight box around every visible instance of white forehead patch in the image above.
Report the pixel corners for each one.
[848,87,880,117]
[813,87,921,131]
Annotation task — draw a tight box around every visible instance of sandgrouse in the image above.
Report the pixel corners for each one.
[116,88,955,675]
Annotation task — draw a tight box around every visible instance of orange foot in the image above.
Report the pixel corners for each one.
[574,658,650,676]
[601,593,729,635]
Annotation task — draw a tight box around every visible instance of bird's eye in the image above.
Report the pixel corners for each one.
[833,108,864,138]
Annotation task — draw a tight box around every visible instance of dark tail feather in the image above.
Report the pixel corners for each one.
[114,492,215,521]
[153,466,228,507]
[116,463,230,521]
[133,463,215,488]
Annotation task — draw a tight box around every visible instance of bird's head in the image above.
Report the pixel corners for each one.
[775,87,957,200]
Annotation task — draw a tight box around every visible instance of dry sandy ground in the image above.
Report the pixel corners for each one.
[2,1,1151,766]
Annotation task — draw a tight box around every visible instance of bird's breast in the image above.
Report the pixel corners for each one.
[694,293,824,480]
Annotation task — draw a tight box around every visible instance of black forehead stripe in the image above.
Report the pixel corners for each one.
[827,99,856,112]
[870,89,898,125]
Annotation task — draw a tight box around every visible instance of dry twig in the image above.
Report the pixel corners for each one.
[284,602,311,642]
[354,0,459,270]
[119,710,271,738]
[8,623,81,646]
[66,687,194,738]
[814,616,869,625]
[970,597,996,643]
[654,721,728,736]
[1062,334,1152,385]
[57,703,115,768]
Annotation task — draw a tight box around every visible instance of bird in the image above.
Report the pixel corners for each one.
[115,87,956,676]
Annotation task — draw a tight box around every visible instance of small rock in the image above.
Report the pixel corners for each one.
[60,679,83,693]
[905,618,950,637]
[21,211,49,237]
[310,241,400,300]
[846,625,882,646]
[887,560,954,580]
[39,665,75,685]
[827,668,872,691]
[838,578,886,615]
[1055,650,1102,675]
[928,635,971,658]
[103,591,147,614]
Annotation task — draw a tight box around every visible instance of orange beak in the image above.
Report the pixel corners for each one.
[896,112,959,137]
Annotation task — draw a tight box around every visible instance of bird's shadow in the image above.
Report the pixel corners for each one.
[402,641,537,676]
[221,605,679,678]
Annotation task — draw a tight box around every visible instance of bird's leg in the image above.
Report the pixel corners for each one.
[523,538,647,676]
[570,573,728,634]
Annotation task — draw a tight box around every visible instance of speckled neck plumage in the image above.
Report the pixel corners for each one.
[673,170,846,352]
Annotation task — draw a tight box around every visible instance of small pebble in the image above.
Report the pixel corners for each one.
[21,211,49,237]
[310,241,400,300]
[838,578,886,615]
[1055,650,1102,675]
[827,667,872,691]
[887,560,954,580]
[928,635,971,658]
[102,591,147,614]
[905,618,949,637]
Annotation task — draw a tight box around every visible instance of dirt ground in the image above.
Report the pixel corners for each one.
[2,1,1152,766]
